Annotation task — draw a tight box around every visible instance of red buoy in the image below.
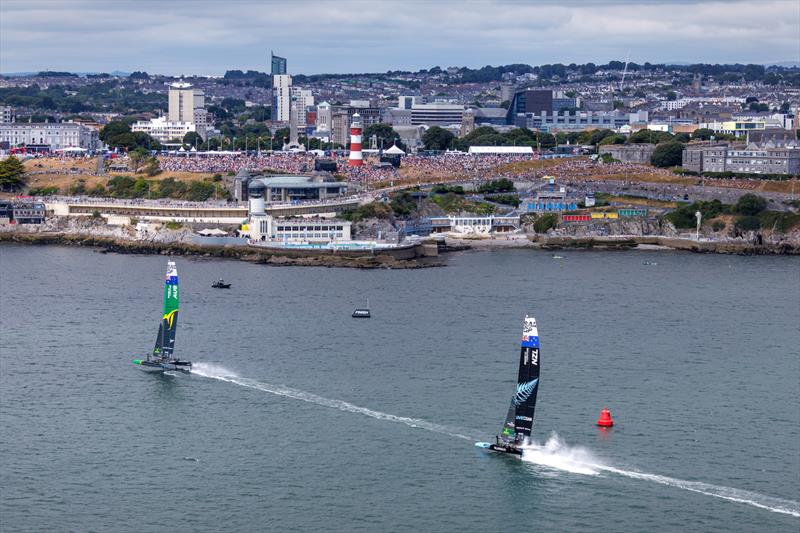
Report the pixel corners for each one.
[597,407,614,427]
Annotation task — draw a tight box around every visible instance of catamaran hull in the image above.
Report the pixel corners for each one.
[475,442,523,456]
[133,360,192,373]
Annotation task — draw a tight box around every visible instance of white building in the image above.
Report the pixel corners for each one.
[0,106,14,124]
[246,181,351,243]
[316,101,331,134]
[0,122,101,151]
[168,82,206,138]
[248,214,352,243]
[273,74,292,122]
[291,87,314,130]
[131,116,196,143]
[410,102,465,126]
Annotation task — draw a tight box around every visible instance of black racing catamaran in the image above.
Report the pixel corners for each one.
[132,261,192,373]
[476,315,540,456]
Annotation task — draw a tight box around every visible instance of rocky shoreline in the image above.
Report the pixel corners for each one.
[2,227,798,265]
[0,232,441,269]
[441,234,800,255]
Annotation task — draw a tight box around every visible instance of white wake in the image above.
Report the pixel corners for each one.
[191,364,799,518]
[191,363,474,440]
[521,432,799,518]
[520,433,602,476]
[599,465,800,518]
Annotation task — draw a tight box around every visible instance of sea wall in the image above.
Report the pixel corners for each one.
[535,235,800,255]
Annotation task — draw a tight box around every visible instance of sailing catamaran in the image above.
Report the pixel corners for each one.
[132,261,192,373]
[475,315,540,456]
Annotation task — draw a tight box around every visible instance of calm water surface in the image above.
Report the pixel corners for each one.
[1,245,798,532]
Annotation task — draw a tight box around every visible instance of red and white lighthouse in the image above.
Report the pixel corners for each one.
[348,113,363,167]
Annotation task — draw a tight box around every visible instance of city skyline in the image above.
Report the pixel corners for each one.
[1,0,798,76]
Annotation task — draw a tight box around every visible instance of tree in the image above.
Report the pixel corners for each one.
[422,126,455,150]
[588,129,616,145]
[734,216,761,231]
[100,121,132,142]
[629,129,674,144]
[128,147,150,173]
[363,123,405,150]
[734,194,767,216]
[144,157,161,177]
[183,131,203,148]
[0,156,27,191]
[692,128,716,140]
[650,141,685,168]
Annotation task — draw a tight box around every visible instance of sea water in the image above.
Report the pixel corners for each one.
[1,245,798,532]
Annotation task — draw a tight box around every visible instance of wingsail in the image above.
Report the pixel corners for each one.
[159,263,179,358]
[134,261,190,372]
[493,315,541,451]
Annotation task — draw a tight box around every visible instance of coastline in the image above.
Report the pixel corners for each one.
[3,230,798,263]
[0,232,442,269]
[440,234,800,255]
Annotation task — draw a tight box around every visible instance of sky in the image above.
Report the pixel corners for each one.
[1,0,798,75]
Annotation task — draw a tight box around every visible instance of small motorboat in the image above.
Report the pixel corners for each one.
[212,279,231,289]
[352,299,371,318]
[552,254,564,260]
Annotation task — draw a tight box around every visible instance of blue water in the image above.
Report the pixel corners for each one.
[1,245,798,532]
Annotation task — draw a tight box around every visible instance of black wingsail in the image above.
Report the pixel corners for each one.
[151,322,164,359]
[500,316,540,446]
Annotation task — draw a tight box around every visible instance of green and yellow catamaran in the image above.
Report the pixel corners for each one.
[132,261,192,373]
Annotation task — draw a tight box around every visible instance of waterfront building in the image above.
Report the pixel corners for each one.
[248,174,348,203]
[131,116,196,143]
[245,179,351,243]
[273,74,292,122]
[0,200,13,223]
[12,202,46,224]
[0,121,100,151]
[430,215,520,235]
[248,214,352,243]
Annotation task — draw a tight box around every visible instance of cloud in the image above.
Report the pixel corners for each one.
[1,0,798,74]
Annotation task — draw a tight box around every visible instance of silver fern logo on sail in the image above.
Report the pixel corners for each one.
[514,379,539,406]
